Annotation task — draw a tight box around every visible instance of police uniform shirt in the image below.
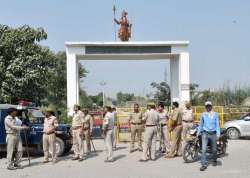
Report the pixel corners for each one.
[129,112,143,124]
[158,111,168,125]
[72,110,84,127]
[182,108,194,122]
[103,112,114,130]
[143,109,160,126]
[83,114,93,129]
[170,109,182,125]
[43,116,58,133]
[5,115,22,135]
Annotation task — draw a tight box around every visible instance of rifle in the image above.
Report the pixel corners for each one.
[158,124,163,151]
[23,129,31,166]
[90,136,96,152]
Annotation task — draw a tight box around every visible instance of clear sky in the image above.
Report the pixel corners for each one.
[1,0,250,98]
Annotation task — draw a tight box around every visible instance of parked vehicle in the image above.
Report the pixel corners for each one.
[0,104,72,156]
[224,113,250,140]
[183,124,228,163]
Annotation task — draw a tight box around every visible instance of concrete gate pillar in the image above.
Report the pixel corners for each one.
[66,48,80,111]
[170,52,190,104]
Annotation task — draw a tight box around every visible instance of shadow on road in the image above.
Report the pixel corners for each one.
[113,154,126,161]
[114,146,127,151]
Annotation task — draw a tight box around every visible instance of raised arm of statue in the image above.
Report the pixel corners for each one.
[114,18,120,25]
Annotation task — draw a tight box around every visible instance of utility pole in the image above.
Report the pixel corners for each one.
[99,81,106,107]
[164,67,168,83]
[113,2,117,41]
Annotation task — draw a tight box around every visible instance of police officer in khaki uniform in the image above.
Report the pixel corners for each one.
[181,102,194,152]
[4,108,28,170]
[140,103,160,161]
[166,102,183,158]
[82,109,94,154]
[43,109,59,163]
[129,103,143,152]
[71,104,85,161]
[103,106,115,162]
[111,106,118,150]
[157,103,171,153]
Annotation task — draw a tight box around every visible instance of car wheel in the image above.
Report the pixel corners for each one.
[49,137,65,157]
[227,128,240,140]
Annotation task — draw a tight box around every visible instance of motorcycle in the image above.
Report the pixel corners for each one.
[183,124,228,163]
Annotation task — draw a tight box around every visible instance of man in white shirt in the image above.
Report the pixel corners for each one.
[103,106,115,162]
[111,105,118,150]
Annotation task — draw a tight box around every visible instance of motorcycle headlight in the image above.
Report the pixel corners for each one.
[55,131,64,134]
[189,129,196,135]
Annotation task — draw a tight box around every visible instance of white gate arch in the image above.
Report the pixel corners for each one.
[65,41,190,111]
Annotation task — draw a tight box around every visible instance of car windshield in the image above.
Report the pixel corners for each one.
[29,109,44,118]
[239,113,250,120]
[27,109,44,124]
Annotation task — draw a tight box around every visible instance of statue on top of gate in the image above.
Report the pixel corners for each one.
[113,10,132,41]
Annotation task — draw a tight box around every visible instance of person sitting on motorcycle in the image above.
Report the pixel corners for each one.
[197,101,221,171]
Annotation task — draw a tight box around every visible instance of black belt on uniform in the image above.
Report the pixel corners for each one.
[71,126,82,130]
[146,125,157,127]
[160,123,167,127]
[182,120,193,123]
[43,132,55,135]
[131,123,142,125]
[204,130,216,135]
[6,133,18,136]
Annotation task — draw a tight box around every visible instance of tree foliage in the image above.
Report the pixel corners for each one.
[43,51,87,108]
[0,25,53,104]
[79,91,103,108]
[116,92,135,105]
[0,24,88,113]
[191,84,250,106]
[150,81,171,106]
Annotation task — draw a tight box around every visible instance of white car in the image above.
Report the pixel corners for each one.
[224,113,250,139]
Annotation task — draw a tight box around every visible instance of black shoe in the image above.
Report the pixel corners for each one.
[7,165,16,170]
[139,159,147,162]
[78,157,84,162]
[72,157,79,160]
[104,159,114,163]
[200,165,207,171]
[14,164,23,169]
[212,161,217,167]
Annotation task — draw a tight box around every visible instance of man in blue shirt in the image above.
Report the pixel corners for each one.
[198,101,220,171]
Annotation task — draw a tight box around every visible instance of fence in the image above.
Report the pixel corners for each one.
[115,106,250,142]
[89,106,249,141]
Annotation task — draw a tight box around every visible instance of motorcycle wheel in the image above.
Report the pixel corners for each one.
[219,139,228,156]
[183,141,200,163]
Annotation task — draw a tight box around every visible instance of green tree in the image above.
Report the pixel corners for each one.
[79,89,94,108]
[150,81,171,106]
[116,92,135,106]
[190,83,199,105]
[43,51,87,109]
[0,25,53,104]
[88,93,103,107]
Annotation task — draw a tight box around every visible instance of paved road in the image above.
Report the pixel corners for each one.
[0,139,249,178]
